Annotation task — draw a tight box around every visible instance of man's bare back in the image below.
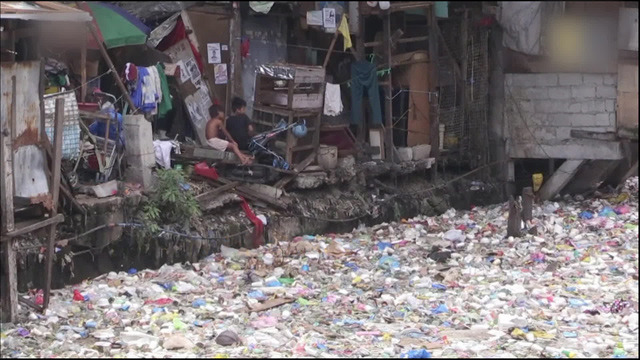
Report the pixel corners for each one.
[206,117,223,140]
[206,106,252,165]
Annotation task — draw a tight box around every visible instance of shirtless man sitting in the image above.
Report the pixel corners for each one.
[206,105,252,165]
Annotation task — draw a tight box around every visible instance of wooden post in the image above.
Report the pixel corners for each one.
[0,77,17,324]
[382,10,394,162]
[229,1,242,102]
[1,239,18,323]
[80,39,87,102]
[323,31,340,68]
[428,6,440,158]
[87,22,137,113]
[43,98,64,310]
[507,195,522,237]
[1,76,16,234]
[522,187,534,221]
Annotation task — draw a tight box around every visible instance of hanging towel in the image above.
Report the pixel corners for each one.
[323,83,343,116]
[350,61,383,126]
[156,63,173,119]
[138,67,157,115]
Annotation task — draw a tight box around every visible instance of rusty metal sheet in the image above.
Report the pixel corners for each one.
[0,61,50,199]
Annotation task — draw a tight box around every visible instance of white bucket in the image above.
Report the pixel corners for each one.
[317,145,338,170]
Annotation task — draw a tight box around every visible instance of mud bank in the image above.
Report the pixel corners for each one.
[7,173,502,293]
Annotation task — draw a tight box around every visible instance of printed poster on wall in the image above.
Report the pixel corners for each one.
[185,95,206,128]
[176,60,189,84]
[214,64,228,85]
[196,88,213,114]
[323,8,336,28]
[207,43,222,64]
[185,58,201,83]
[307,10,323,26]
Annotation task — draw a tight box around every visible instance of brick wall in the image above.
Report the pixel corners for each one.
[505,73,617,146]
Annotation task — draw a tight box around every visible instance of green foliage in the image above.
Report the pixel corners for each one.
[136,168,201,238]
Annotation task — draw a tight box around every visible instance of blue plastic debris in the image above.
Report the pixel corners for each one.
[599,207,616,217]
[377,242,393,251]
[400,349,432,358]
[248,290,266,300]
[344,262,359,271]
[192,299,206,308]
[431,304,449,314]
[579,211,593,220]
[432,283,447,290]
[563,331,578,338]
[378,256,400,270]
[266,280,282,287]
[128,268,137,274]
[301,265,310,272]
[569,298,588,307]
[84,321,97,328]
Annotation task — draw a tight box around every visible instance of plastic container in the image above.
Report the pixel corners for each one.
[317,145,338,170]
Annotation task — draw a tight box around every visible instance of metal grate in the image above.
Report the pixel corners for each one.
[44,90,81,160]
[437,16,490,167]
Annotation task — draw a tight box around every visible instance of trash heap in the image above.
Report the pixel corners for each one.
[1,178,638,358]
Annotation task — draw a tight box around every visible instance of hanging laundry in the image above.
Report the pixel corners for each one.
[350,61,383,126]
[156,63,173,119]
[323,83,343,116]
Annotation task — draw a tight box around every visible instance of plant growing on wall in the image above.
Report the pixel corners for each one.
[136,168,201,241]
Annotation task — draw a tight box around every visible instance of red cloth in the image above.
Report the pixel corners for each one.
[241,37,250,58]
[239,197,264,248]
[157,18,205,76]
[194,162,219,180]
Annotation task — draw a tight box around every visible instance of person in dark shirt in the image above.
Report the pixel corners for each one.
[225,97,255,151]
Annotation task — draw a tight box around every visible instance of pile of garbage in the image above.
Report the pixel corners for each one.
[1,178,638,358]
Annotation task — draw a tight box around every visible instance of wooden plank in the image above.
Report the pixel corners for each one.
[1,214,64,240]
[273,150,317,189]
[1,238,18,323]
[616,92,638,139]
[522,187,534,222]
[196,181,240,205]
[364,36,430,48]
[43,98,65,310]
[1,76,16,234]
[80,40,87,102]
[382,11,394,163]
[538,160,585,201]
[618,63,638,93]
[229,1,242,106]
[507,195,522,237]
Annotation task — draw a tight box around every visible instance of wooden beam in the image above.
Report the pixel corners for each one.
[364,36,430,48]
[538,160,585,201]
[428,6,439,159]
[507,195,522,237]
[229,1,242,102]
[273,150,317,189]
[43,98,65,311]
[87,22,137,113]
[1,214,65,240]
[80,39,87,102]
[382,10,395,163]
[522,187,534,222]
[1,239,18,323]
[1,76,16,234]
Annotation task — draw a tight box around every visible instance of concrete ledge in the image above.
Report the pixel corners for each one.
[508,139,623,160]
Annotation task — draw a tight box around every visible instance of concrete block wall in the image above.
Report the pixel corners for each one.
[505,73,617,146]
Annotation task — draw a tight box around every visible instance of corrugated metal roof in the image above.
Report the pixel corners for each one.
[1,1,92,22]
